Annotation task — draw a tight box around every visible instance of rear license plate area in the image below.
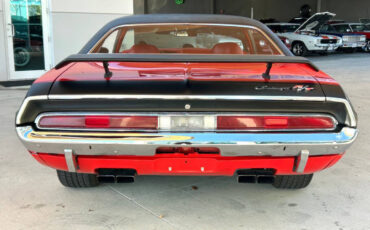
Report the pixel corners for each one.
[153,148,221,174]
[153,157,217,174]
[159,115,216,131]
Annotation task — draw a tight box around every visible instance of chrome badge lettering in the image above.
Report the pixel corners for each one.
[292,85,315,92]
[255,85,315,93]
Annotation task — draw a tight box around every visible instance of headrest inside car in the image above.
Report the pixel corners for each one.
[212,42,243,54]
[124,42,160,53]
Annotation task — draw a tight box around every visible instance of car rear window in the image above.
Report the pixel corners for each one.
[332,24,351,33]
[92,24,281,55]
[320,24,337,33]
[350,24,367,32]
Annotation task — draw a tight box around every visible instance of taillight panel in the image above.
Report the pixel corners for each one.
[38,115,158,130]
[36,113,337,132]
[217,116,336,130]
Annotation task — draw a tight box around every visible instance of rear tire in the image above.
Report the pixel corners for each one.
[273,174,313,189]
[363,41,370,52]
[57,170,99,188]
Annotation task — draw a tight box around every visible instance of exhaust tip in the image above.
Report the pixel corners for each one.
[98,175,115,183]
[257,176,275,184]
[96,169,136,183]
[116,176,135,183]
[238,175,257,183]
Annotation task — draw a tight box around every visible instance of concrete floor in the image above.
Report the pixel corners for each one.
[1,53,369,230]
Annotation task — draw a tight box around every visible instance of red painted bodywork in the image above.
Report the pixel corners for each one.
[30,59,342,176]
[31,152,343,176]
[33,63,74,84]
[36,62,339,85]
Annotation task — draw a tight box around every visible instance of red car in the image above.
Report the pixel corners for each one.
[16,14,357,189]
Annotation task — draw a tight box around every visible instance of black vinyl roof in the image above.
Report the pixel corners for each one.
[79,14,292,55]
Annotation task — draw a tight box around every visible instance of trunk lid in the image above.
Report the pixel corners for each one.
[49,62,325,98]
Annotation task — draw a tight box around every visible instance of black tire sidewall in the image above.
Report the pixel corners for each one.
[292,42,307,56]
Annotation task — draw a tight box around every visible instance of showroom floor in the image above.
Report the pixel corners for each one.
[1,53,369,230]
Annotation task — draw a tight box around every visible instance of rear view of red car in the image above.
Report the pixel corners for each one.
[16,14,358,189]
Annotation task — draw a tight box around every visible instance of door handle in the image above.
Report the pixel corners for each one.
[7,23,15,37]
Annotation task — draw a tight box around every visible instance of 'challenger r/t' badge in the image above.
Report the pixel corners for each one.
[255,85,315,93]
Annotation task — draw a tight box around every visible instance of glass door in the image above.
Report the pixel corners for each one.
[5,0,51,80]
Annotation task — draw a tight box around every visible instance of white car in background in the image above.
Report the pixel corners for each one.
[266,12,342,56]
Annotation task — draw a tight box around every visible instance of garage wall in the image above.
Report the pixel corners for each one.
[321,0,370,22]
[215,0,317,22]
[51,0,133,63]
[136,0,318,22]
[138,0,214,14]
[136,0,370,23]
[0,2,8,81]
[214,0,251,17]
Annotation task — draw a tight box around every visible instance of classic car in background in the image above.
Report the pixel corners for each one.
[278,36,291,49]
[266,27,292,49]
[266,14,341,56]
[266,22,300,34]
[16,14,357,190]
[319,24,366,52]
[359,18,370,27]
[330,23,370,52]
[327,19,346,25]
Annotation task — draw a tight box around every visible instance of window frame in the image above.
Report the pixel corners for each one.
[90,23,284,56]
[332,24,351,33]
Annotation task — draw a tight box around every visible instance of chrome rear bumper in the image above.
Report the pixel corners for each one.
[17,126,357,157]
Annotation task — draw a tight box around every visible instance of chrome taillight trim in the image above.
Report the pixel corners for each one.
[16,95,48,125]
[16,94,357,127]
[35,112,338,132]
[327,97,357,128]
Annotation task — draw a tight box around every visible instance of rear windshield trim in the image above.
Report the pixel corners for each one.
[88,23,284,55]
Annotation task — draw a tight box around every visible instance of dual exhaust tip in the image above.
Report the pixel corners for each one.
[97,169,136,183]
[98,175,135,183]
[237,169,276,184]
[98,174,275,184]
[95,168,276,184]
[238,175,275,184]
[97,175,274,184]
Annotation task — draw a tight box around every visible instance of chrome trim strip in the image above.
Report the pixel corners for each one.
[35,112,338,132]
[47,94,326,101]
[295,150,309,173]
[64,149,77,172]
[16,126,358,157]
[16,94,357,127]
[16,95,48,125]
[327,97,357,127]
[88,23,284,55]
